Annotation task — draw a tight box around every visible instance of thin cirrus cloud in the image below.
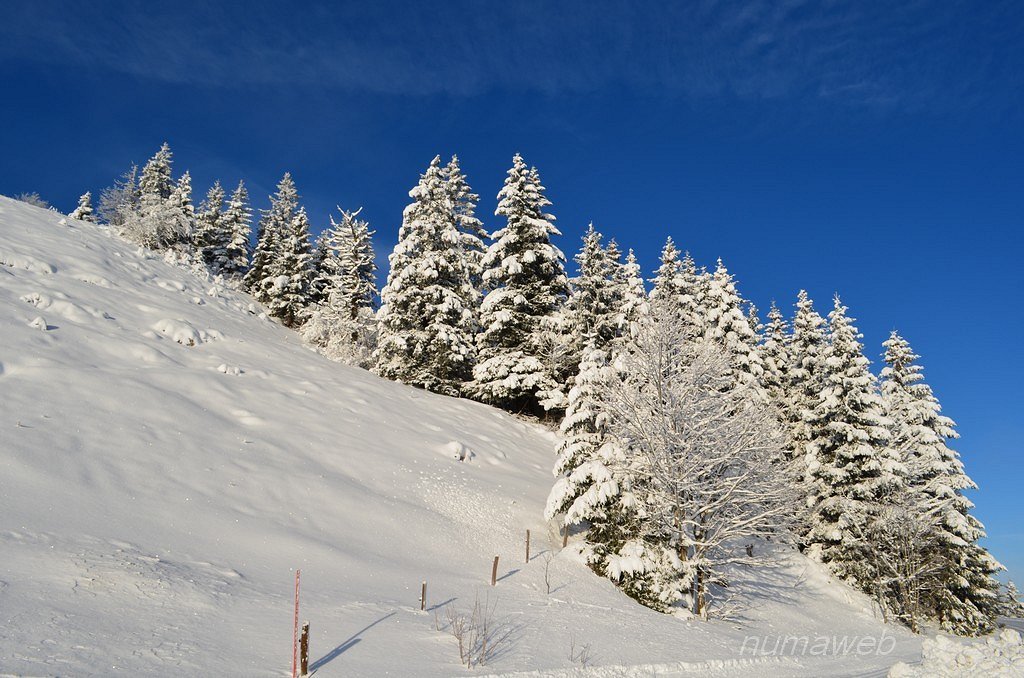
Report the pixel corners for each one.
[2,0,1021,109]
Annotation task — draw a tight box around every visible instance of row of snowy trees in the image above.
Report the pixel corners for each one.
[78,144,1005,634]
[82,143,379,363]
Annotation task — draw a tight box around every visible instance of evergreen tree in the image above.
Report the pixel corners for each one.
[375,156,476,395]
[649,237,683,308]
[611,248,648,347]
[787,291,828,468]
[123,142,183,248]
[443,155,488,293]
[471,154,569,414]
[703,259,764,394]
[565,224,620,358]
[302,207,378,366]
[804,297,902,583]
[194,181,226,263]
[69,192,97,223]
[98,164,139,229]
[881,331,1002,634]
[212,181,252,278]
[262,206,315,327]
[168,171,195,245]
[758,302,789,406]
[245,173,299,299]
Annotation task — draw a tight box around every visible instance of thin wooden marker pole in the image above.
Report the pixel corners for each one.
[420,581,427,611]
[292,569,301,678]
[562,525,569,548]
[525,529,531,563]
[299,621,310,677]
[491,555,499,586]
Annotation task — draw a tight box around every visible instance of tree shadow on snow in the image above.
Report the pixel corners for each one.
[310,611,396,673]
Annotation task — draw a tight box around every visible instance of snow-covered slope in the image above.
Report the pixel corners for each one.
[0,197,923,676]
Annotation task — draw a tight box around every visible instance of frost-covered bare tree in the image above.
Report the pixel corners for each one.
[598,302,796,618]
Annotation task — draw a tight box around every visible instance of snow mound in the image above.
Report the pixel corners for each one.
[149,317,223,345]
[888,628,1024,677]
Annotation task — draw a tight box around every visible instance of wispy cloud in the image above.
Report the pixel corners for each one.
[2,0,1021,111]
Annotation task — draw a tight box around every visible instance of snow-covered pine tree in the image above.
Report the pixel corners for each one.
[703,259,765,395]
[565,224,620,361]
[1001,581,1024,618]
[471,154,569,415]
[69,192,97,223]
[122,142,183,248]
[261,206,315,327]
[881,331,1002,634]
[245,173,299,300]
[302,207,378,366]
[787,290,828,473]
[194,181,226,264]
[804,297,902,584]
[647,240,706,343]
[214,181,252,278]
[611,248,648,348]
[168,171,196,246]
[759,301,790,409]
[98,164,139,229]
[443,155,488,293]
[375,156,476,395]
[649,237,683,308]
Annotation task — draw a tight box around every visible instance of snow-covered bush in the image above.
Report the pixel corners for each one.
[888,628,1024,677]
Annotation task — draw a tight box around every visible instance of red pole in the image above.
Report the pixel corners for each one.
[292,569,301,678]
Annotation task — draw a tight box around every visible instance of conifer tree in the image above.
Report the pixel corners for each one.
[443,155,488,292]
[98,164,139,229]
[649,237,683,307]
[472,154,569,414]
[169,171,196,245]
[211,181,252,278]
[612,248,648,346]
[261,206,315,327]
[759,301,791,410]
[787,291,828,468]
[69,192,97,223]
[566,224,620,357]
[194,181,226,263]
[245,173,299,299]
[123,142,183,248]
[881,331,1001,634]
[804,297,902,583]
[302,207,378,366]
[703,259,764,394]
[375,157,476,395]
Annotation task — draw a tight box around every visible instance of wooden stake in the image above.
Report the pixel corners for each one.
[525,529,531,563]
[420,580,427,611]
[562,525,569,548]
[491,555,499,586]
[299,621,310,677]
[292,570,301,678]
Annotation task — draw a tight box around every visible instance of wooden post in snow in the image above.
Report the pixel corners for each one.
[299,621,310,677]
[525,529,531,563]
[491,555,499,586]
[562,525,569,548]
[291,569,301,678]
[420,581,427,611]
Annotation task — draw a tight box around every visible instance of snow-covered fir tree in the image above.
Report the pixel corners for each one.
[471,154,569,415]
[213,181,252,278]
[375,156,476,395]
[443,155,488,293]
[260,206,315,327]
[245,173,299,300]
[648,239,706,343]
[611,248,648,347]
[786,290,829,479]
[168,171,196,246]
[302,207,378,367]
[881,331,1001,634]
[649,237,683,308]
[703,259,764,395]
[69,192,97,223]
[194,181,226,265]
[1001,581,1024,618]
[564,224,621,363]
[122,143,185,248]
[97,164,139,229]
[759,301,791,409]
[803,297,902,583]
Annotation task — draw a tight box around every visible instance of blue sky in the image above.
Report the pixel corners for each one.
[2,1,1022,582]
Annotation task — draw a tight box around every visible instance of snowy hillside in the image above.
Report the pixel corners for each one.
[0,196,924,676]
